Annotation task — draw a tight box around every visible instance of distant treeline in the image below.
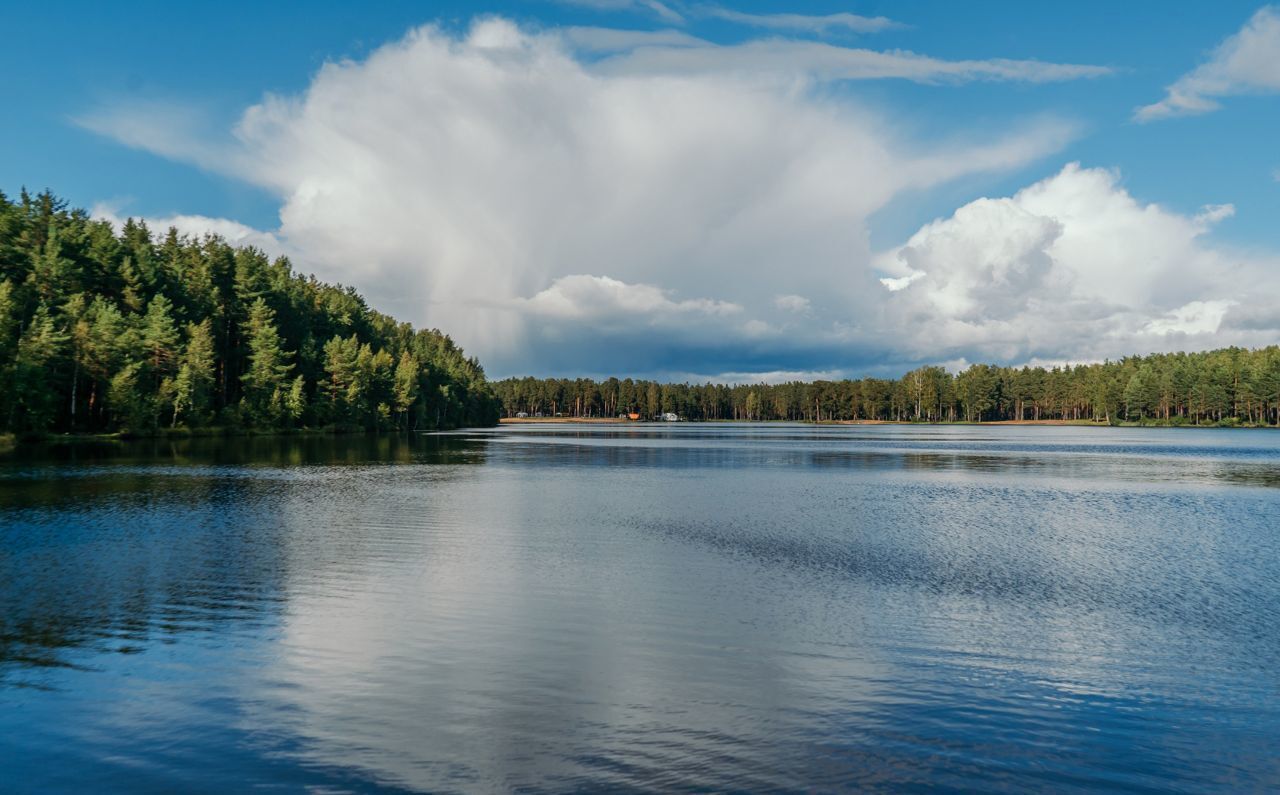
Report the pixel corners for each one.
[496,346,1280,426]
[0,189,500,436]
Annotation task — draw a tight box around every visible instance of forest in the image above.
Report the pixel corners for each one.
[0,189,500,437]
[496,345,1280,426]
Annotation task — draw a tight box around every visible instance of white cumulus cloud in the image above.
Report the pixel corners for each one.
[1143,300,1238,336]
[91,202,289,257]
[876,163,1280,362]
[521,274,741,321]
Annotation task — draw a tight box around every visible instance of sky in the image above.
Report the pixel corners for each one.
[2,0,1278,381]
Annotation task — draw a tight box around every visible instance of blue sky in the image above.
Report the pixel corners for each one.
[3,1,1277,379]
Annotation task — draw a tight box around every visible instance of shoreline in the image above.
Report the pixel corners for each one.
[0,426,483,449]
[501,417,630,424]
[501,417,1273,429]
[6,418,1268,450]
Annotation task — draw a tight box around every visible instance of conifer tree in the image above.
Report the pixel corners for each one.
[285,375,307,424]
[241,298,294,427]
[10,305,68,431]
[393,351,419,430]
[141,295,181,381]
[172,320,216,426]
[323,334,361,425]
[30,228,78,303]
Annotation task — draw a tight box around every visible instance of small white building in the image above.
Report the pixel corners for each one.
[662,412,679,422]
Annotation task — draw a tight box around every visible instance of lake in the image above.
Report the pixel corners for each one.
[2,424,1278,792]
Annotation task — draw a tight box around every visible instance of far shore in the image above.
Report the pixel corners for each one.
[501,417,630,424]
[500,417,1267,428]
[500,417,1094,426]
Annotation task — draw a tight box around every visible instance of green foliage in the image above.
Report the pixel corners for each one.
[172,320,216,426]
[9,305,68,431]
[285,375,307,423]
[141,294,181,376]
[0,280,18,370]
[108,361,150,431]
[393,351,420,428]
[496,347,1280,426]
[240,298,294,427]
[0,188,500,435]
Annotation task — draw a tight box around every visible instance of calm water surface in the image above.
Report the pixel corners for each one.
[1,424,1278,792]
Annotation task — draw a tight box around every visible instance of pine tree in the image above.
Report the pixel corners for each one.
[108,361,150,431]
[172,320,216,426]
[323,334,361,425]
[0,280,21,424]
[10,305,68,431]
[240,298,294,427]
[29,228,78,303]
[82,299,129,427]
[0,280,17,365]
[119,255,146,313]
[141,294,181,379]
[393,351,419,430]
[284,375,307,423]
[64,293,91,430]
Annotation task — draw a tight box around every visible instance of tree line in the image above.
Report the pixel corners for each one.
[496,346,1280,426]
[0,189,500,436]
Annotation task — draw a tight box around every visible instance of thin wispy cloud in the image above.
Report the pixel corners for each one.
[555,0,684,24]
[1136,5,1280,121]
[556,1,900,36]
[698,7,899,35]
[560,26,705,52]
[74,100,235,173]
[550,4,1104,85]
[592,38,1111,83]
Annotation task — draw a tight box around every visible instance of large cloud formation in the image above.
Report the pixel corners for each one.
[876,163,1278,365]
[80,17,1275,379]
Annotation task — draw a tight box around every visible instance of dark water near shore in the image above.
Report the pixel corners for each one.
[2,424,1278,792]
